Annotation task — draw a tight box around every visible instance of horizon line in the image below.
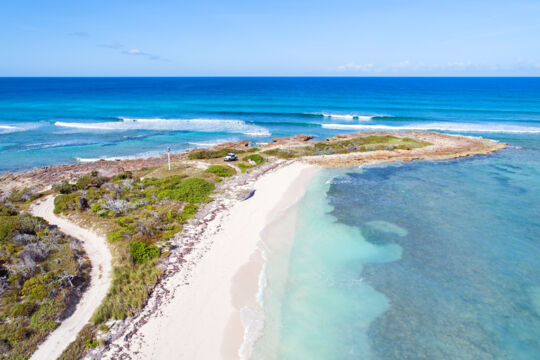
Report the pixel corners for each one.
[1,75,540,78]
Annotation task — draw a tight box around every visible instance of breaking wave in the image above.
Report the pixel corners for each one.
[75,150,164,163]
[321,122,540,134]
[54,117,270,136]
[318,113,376,121]
[0,125,28,134]
[187,138,239,148]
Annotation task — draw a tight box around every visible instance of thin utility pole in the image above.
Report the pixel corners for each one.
[167,146,171,170]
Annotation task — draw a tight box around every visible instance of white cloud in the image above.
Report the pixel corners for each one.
[336,63,375,72]
[335,60,540,74]
[99,44,168,62]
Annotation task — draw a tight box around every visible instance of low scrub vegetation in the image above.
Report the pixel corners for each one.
[263,136,431,159]
[8,188,42,203]
[242,154,265,164]
[205,165,236,178]
[51,170,215,326]
[0,203,90,360]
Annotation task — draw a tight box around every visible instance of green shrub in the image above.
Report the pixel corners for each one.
[53,193,80,213]
[108,228,132,242]
[9,302,37,317]
[205,165,236,178]
[130,241,160,263]
[75,173,107,190]
[183,204,198,215]
[0,214,45,242]
[22,274,54,300]
[85,339,99,348]
[142,175,185,191]
[112,171,133,181]
[52,181,77,194]
[242,154,265,165]
[116,216,135,227]
[0,204,18,216]
[8,188,41,203]
[158,178,214,203]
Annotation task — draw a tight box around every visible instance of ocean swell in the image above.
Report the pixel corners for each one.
[54,117,270,136]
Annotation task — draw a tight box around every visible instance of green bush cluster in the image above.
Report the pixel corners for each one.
[85,339,99,349]
[53,193,82,214]
[75,173,107,190]
[157,178,214,203]
[112,171,133,181]
[52,181,78,194]
[0,203,18,216]
[205,165,236,178]
[130,241,160,263]
[8,188,41,203]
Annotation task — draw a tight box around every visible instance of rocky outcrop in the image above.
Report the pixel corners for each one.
[261,134,313,149]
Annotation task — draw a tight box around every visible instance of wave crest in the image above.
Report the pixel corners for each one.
[0,125,26,134]
[319,113,375,121]
[55,117,270,136]
[321,122,540,134]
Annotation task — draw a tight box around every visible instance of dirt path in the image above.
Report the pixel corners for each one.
[30,196,112,360]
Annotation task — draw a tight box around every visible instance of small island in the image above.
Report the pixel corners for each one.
[0,131,505,359]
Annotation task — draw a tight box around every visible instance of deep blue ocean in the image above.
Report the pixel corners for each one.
[0,77,539,172]
[1,78,539,359]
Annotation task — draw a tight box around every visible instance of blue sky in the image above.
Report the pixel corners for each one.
[1,0,539,76]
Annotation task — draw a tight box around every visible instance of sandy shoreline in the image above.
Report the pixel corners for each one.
[92,161,319,359]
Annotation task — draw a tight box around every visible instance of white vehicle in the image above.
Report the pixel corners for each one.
[224,153,238,161]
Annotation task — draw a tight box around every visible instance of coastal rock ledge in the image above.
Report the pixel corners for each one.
[0,131,505,198]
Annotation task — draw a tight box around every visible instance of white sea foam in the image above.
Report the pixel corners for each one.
[55,117,270,136]
[320,113,374,121]
[0,125,24,134]
[238,257,267,360]
[75,150,164,163]
[321,122,540,133]
[187,138,239,148]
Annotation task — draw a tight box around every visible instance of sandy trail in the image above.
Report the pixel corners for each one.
[30,196,112,360]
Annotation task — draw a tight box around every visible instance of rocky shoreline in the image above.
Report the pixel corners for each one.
[0,131,506,199]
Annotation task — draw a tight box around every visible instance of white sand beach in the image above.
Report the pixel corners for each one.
[99,161,319,359]
[30,196,112,360]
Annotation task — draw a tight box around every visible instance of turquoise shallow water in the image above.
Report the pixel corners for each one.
[254,133,540,359]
